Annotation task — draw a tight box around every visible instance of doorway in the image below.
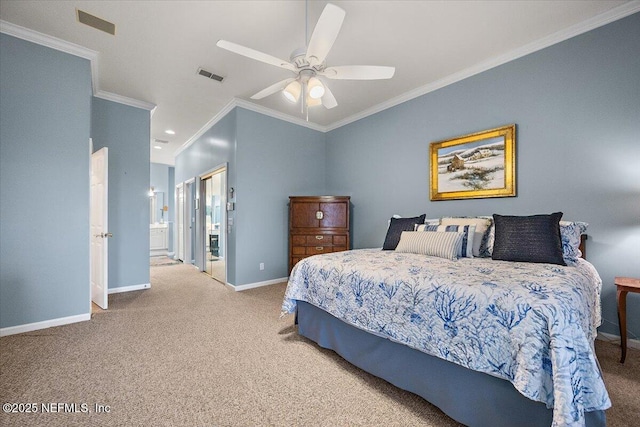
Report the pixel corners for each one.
[201,166,227,284]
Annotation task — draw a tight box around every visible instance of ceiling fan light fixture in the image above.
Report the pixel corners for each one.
[306,96,322,107]
[283,80,301,103]
[307,77,325,99]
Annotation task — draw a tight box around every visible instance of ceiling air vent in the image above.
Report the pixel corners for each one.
[76,9,116,35]
[154,139,169,144]
[197,68,224,82]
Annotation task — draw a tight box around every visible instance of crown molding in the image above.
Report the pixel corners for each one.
[0,19,155,111]
[0,19,97,61]
[234,99,327,133]
[324,1,640,132]
[175,100,238,156]
[175,98,327,157]
[95,90,156,112]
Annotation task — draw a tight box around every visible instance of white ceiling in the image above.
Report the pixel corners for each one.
[1,1,637,165]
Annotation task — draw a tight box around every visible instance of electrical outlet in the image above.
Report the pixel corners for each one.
[259,263,264,271]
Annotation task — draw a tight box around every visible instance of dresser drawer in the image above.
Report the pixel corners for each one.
[305,246,330,255]
[305,245,350,255]
[305,235,332,246]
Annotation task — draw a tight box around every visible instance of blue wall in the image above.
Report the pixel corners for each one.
[0,34,92,328]
[235,108,326,285]
[325,13,640,337]
[92,97,151,290]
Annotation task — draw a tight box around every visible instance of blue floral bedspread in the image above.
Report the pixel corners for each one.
[282,249,611,427]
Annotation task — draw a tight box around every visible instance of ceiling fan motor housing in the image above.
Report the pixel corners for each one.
[290,47,325,73]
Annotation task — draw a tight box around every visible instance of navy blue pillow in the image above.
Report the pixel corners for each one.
[382,215,427,250]
[491,212,566,265]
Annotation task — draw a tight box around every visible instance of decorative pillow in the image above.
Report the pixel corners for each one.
[395,231,464,260]
[491,212,566,265]
[483,224,495,258]
[440,217,492,257]
[415,225,438,231]
[382,214,426,250]
[559,221,588,263]
[415,224,476,258]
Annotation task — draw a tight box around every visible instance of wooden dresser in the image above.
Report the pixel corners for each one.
[289,196,350,273]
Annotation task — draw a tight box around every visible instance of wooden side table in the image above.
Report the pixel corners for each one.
[616,276,640,363]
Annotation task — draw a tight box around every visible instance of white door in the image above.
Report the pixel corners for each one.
[91,147,109,309]
[177,183,185,261]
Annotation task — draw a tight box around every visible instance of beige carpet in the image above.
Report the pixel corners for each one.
[1,263,638,427]
[149,256,181,267]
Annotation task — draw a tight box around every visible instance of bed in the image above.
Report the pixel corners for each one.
[281,215,611,427]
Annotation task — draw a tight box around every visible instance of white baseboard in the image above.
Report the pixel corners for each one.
[227,277,288,292]
[108,283,151,294]
[597,331,640,350]
[0,313,91,337]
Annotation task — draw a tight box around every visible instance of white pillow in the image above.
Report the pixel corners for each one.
[395,231,464,260]
[440,217,492,257]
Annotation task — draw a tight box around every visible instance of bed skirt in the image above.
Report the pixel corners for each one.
[296,300,606,427]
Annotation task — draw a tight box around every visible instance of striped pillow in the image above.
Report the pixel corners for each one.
[395,231,464,260]
[440,217,492,257]
[415,224,476,258]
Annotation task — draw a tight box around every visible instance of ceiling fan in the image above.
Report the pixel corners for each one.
[216,3,395,114]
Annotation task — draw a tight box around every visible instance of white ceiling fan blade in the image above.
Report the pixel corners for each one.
[251,78,296,100]
[321,85,338,109]
[321,65,396,80]
[217,40,295,72]
[305,4,346,66]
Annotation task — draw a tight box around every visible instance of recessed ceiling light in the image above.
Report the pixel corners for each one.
[165,129,175,135]
[153,146,162,150]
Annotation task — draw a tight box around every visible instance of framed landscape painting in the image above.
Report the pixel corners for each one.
[429,124,516,201]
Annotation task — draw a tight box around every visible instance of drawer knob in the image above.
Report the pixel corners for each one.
[315,235,324,240]
[316,211,324,220]
[316,246,324,251]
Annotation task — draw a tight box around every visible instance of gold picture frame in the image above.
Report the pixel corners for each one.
[430,124,516,201]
